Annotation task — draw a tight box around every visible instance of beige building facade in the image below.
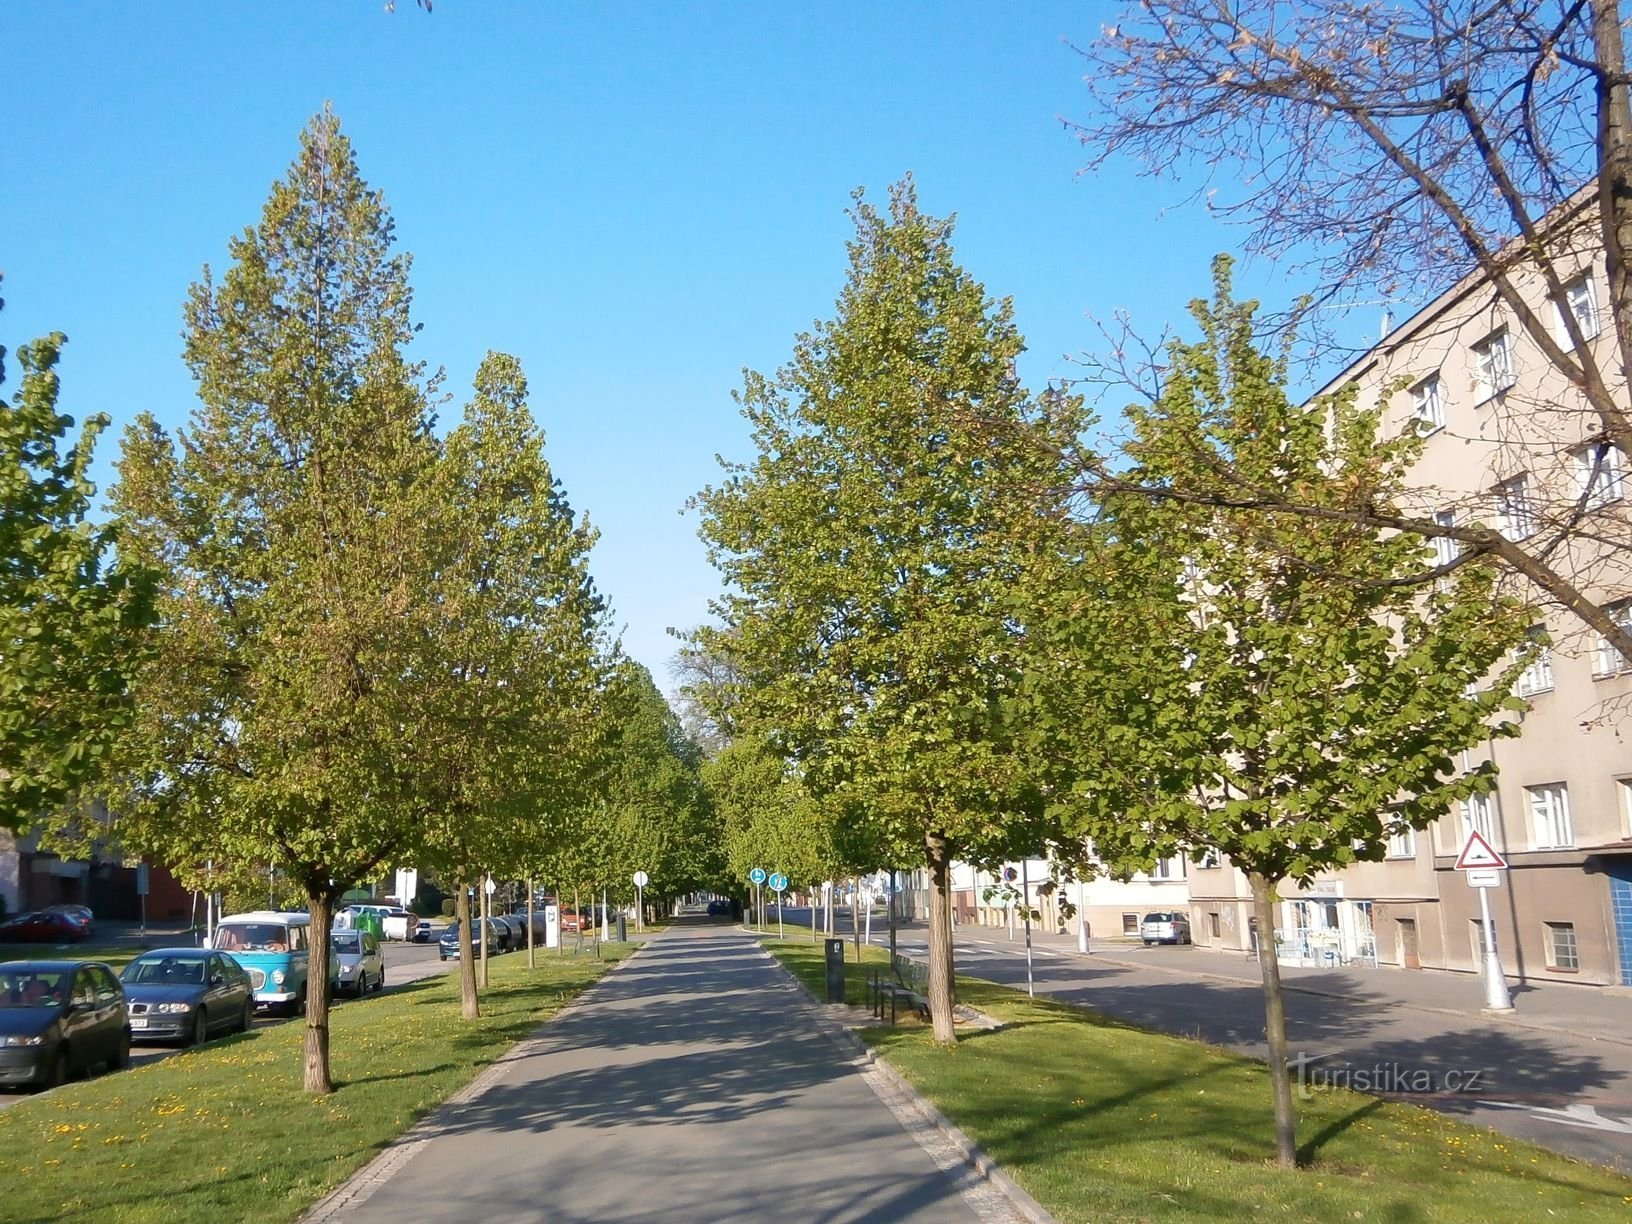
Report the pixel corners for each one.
[1196,223,1632,987]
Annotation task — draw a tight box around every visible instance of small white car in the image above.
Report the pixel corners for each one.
[1140,912,1192,946]
[329,930,385,995]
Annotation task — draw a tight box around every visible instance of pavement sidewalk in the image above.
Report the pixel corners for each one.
[310,925,1020,1223]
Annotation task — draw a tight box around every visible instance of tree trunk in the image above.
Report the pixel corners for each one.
[455,879,479,1020]
[527,876,536,969]
[303,888,335,1094]
[924,831,957,1046]
[1248,871,1298,1168]
[479,873,491,988]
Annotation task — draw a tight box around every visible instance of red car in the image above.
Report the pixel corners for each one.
[0,912,89,944]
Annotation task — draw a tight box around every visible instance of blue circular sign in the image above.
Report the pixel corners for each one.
[749,867,767,885]
[769,873,789,892]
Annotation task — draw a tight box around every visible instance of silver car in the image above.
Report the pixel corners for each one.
[1140,912,1192,946]
[330,930,384,995]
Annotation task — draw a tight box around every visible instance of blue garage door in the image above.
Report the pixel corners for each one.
[1609,864,1632,987]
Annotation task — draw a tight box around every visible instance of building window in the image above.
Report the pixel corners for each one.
[1410,374,1445,433]
[1150,855,1186,881]
[1545,921,1579,971]
[1620,778,1632,838]
[1122,912,1139,936]
[1514,625,1554,697]
[1470,919,1492,958]
[1572,441,1626,508]
[1461,792,1496,845]
[1557,273,1601,345]
[1209,911,1221,938]
[1472,328,1516,401]
[1431,509,1458,572]
[1593,600,1632,677]
[1385,826,1417,859]
[1196,847,1222,869]
[1527,783,1573,849]
[1493,475,1537,540]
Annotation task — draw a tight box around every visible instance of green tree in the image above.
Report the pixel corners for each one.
[109,110,440,1093]
[1031,263,1532,1166]
[0,287,155,830]
[408,351,607,1013]
[693,180,1087,1042]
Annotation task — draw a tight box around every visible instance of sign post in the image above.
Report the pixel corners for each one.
[1076,875,1089,955]
[1454,830,1512,1012]
[632,870,649,933]
[770,873,788,939]
[749,867,766,932]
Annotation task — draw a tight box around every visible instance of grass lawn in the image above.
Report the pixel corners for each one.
[0,946,628,1224]
[764,939,1632,1223]
[0,944,144,972]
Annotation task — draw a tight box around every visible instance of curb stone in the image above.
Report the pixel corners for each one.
[299,937,657,1224]
[753,941,1056,1224]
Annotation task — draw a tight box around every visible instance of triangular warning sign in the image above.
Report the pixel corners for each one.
[1454,829,1507,871]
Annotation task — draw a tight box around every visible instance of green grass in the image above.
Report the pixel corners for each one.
[765,939,1632,1223]
[0,944,144,971]
[0,947,628,1224]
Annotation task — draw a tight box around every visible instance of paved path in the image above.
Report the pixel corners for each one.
[326,925,1002,1223]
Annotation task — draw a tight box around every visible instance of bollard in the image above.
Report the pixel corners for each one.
[824,938,846,1004]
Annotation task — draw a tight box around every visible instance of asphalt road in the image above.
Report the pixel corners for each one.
[772,907,1632,1173]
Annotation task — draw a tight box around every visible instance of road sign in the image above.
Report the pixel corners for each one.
[633,870,649,888]
[1002,866,1018,883]
[1454,830,1508,871]
[1466,869,1501,888]
[769,873,788,892]
[749,867,767,885]
[484,877,497,895]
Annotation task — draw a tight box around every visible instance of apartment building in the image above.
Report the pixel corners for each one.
[955,854,1192,941]
[1194,225,1632,986]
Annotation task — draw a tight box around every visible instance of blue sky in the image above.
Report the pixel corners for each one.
[2,2,1322,689]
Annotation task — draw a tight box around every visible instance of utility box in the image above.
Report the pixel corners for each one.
[824,938,846,1003]
[616,912,628,941]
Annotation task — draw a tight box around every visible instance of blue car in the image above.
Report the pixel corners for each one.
[0,960,129,1089]
[121,949,255,1045]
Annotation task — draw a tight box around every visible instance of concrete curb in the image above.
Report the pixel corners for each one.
[300,937,658,1223]
[754,942,1056,1224]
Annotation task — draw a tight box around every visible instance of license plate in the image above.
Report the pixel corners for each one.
[130,1018,148,1029]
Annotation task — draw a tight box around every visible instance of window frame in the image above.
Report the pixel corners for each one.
[1514,625,1554,697]
[1385,825,1417,860]
[1544,921,1579,972]
[1410,373,1445,433]
[1556,273,1601,346]
[1461,792,1497,846]
[1493,474,1537,540]
[1526,782,1574,850]
[1572,440,1626,509]
[1593,600,1632,678]
[1472,328,1516,402]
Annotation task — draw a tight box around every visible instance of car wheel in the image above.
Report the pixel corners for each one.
[39,1048,67,1091]
[190,1009,208,1047]
[355,973,368,996]
[288,986,306,1019]
[238,999,254,1033]
[375,969,385,992]
[109,1030,131,1072]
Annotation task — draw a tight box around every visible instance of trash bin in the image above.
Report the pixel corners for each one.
[824,938,846,1003]
[616,912,627,941]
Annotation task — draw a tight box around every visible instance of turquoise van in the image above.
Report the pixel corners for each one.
[211,911,321,1015]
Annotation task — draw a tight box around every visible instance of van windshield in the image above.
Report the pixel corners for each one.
[215,923,291,952]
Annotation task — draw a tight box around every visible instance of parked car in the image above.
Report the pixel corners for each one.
[0,911,89,944]
[42,905,94,936]
[706,899,731,917]
[0,960,129,1089]
[330,930,385,995]
[212,911,333,1014]
[438,919,498,961]
[1140,912,1192,946]
[411,919,434,944]
[120,949,254,1045]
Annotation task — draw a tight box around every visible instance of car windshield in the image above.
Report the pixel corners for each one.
[214,923,290,952]
[1143,913,1174,923]
[441,922,460,938]
[0,969,68,1008]
[331,933,362,954]
[125,957,206,985]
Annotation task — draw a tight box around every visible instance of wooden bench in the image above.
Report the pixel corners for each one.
[867,953,931,1024]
